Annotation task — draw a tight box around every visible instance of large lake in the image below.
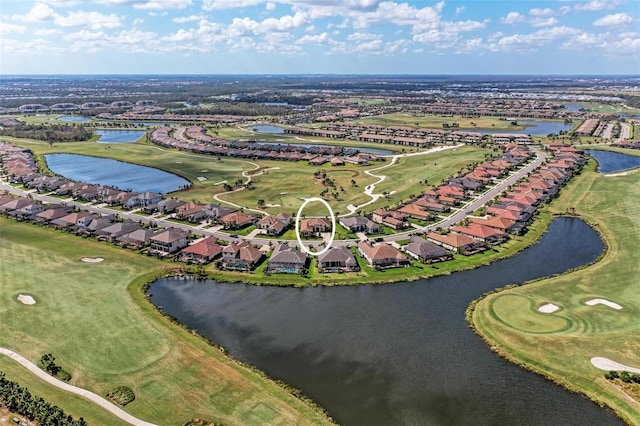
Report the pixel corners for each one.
[96,129,146,143]
[586,149,640,174]
[149,218,620,425]
[45,154,189,194]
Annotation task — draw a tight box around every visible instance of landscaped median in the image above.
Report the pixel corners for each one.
[468,156,640,425]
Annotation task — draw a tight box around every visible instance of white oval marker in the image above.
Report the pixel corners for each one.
[295,197,336,257]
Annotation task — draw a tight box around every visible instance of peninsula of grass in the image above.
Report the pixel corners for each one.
[0,218,331,425]
[470,156,640,424]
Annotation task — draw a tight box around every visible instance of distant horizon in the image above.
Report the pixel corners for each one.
[1,73,639,78]
[1,1,639,75]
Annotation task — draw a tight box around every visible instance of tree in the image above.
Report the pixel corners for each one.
[257,199,265,208]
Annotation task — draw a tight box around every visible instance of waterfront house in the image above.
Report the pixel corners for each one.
[178,236,223,263]
[266,243,308,274]
[150,228,189,255]
[220,241,263,271]
[317,246,360,273]
[357,241,410,269]
[451,223,507,245]
[426,232,486,255]
[403,236,453,264]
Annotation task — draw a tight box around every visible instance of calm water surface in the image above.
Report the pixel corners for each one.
[45,153,189,194]
[586,150,640,173]
[468,120,572,135]
[96,129,146,143]
[251,125,285,133]
[57,115,91,122]
[149,218,620,426]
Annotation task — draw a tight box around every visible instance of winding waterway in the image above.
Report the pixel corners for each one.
[149,218,620,425]
[586,149,640,174]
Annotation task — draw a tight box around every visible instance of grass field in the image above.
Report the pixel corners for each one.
[0,219,330,425]
[5,135,489,217]
[353,113,543,130]
[471,154,640,424]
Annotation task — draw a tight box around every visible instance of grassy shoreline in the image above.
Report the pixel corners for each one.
[469,152,640,425]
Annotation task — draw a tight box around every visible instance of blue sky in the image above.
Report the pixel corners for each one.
[1,0,638,74]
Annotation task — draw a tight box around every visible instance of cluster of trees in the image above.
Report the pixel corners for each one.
[0,124,92,143]
[39,354,71,382]
[605,370,640,384]
[0,371,87,426]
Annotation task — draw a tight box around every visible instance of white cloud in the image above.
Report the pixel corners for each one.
[490,26,580,52]
[34,27,61,36]
[132,0,192,9]
[455,6,464,16]
[13,2,57,23]
[297,32,330,44]
[529,8,554,17]
[55,11,122,30]
[574,0,618,11]
[593,12,634,26]
[347,31,379,41]
[500,12,525,25]
[531,17,558,27]
[172,14,204,23]
[202,0,265,10]
[0,22,26,34]
[265,2,276,11]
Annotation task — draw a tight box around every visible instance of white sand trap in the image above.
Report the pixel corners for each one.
[17,294,36,305]
[538,303,560,313]
[175,161,182,163]
[591,357,640,374]
[196,176,207,181]
[604,171,631,177]
[200,169,208,172]
[585,298,622,310]
[81,257,104,263]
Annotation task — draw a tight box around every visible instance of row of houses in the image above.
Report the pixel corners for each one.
[611,140,640,150]
[285,123,533,146]
[149,126,383,166]
[374,145,534,232]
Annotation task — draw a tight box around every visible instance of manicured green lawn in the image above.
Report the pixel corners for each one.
[374,146,491,206]
[0,219,330,425]
[471,156,640,425]
[353,113,552,130]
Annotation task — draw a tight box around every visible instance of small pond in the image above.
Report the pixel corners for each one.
[149,218,619,426]
[586,150,640,174]
[251,125,285,134]
[57,116,91,122]
[96,129,146,143]
[45,154,189,194]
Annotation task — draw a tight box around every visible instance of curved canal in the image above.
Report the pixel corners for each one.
[149,218,620,425]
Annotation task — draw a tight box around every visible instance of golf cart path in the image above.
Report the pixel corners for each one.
[343,144,464,216]
[0,347,157,426]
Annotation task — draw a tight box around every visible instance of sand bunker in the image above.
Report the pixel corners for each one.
[175,161,182,163]
[81,257,104,263]
[196,176,207,181]
[591,357,640,374]
[17,294,36,305]
[538,303,560,313]
[604,171,631,177]
[585,298,622,310]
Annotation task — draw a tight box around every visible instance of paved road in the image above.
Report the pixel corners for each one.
[618,122,631,141]
[0,146,547,249]
[0,347,157,426]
